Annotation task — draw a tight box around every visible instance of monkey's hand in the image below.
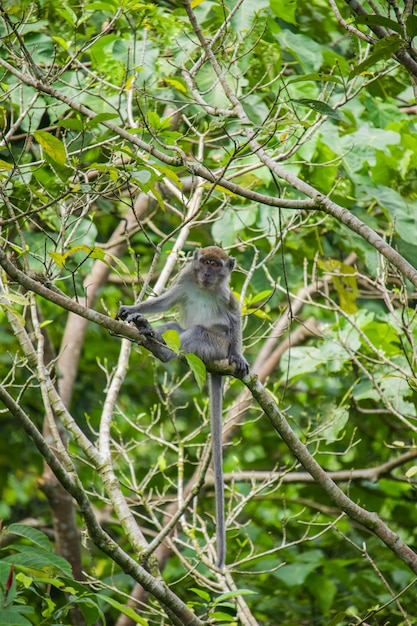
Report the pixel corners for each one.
[229,353,249,378]
[117,307,155,337]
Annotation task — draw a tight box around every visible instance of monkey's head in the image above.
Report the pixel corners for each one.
[192,246,235,289]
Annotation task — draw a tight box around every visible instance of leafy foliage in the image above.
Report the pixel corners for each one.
[1,0,417,624]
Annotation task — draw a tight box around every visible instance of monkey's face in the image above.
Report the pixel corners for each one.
[193,247,234,289]
[197,258,224,287]
[193,246,235,289]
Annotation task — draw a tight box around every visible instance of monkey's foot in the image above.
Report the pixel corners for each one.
[229,353,250,378]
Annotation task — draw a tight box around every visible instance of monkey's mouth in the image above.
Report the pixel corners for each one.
[199,277,216,288]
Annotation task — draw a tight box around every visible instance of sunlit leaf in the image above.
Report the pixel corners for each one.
[56,118,84,131]
[190,587,211,602]
[162,77,187,93]
[318,259,358,314]
[33,130,67,165]
[157,454,167,471]
[162,329,181,351]
[214,589,257,604]
[1,293,30,306]
[97,594,148,624]
[405,466,417,478]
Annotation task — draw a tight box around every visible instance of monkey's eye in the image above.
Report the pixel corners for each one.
[201,259,220,267]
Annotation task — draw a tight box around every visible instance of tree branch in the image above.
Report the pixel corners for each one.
[247,374,417,574]
[222,449,417,484]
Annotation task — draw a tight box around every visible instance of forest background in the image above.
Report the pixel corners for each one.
[1,0,417,624]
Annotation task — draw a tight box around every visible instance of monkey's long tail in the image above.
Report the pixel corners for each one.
[209,373,226,570]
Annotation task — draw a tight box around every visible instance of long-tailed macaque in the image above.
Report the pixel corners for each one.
[117,246,249,569]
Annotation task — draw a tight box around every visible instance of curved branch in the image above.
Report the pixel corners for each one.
[0,248,152,349]
[247,374,417,574]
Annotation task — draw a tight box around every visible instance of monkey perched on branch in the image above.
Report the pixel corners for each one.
[117,246,249,569]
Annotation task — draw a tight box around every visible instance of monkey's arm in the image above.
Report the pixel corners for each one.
[117,285,184,322]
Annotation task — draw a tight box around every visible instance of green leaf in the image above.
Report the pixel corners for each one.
[0,609,32,625]
[349,35,402,79]
[406,14,417,39]
[15,572,34,588]
[270,0,297,25]
[318,259,358,313]
[355,14,403,35]
[0,293,30,306]
[289,73,343,85]
[48,251,66,267]
[147,111,162,129]
[161,329,181,352]
[33,130,67,165]
[211,612,235,621]
[246,290,273,304]
[189,587,211,602]
[52,36,69,51]
[0,159,12,170]
[87,112,119,127]
[185,353,206,390]
[157,454,167,471]
[86,0,119,11]
[294,99,341,119]
[71,595,106,626]
[2,545,72,576]
[7,524,51,551]
[0,303,26,325]
[97,594,148,624]
[274,561,319,587]
[56,118,84,131]
[214,589,256,604]
[162,77,187,93]
[321,406,349,442]
[105,252,130,276]
[49,245,105,268]
[244,307,271,320]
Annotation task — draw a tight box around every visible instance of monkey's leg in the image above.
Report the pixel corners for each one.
[180,326,229,362]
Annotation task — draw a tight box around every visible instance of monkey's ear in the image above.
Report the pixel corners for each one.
[228,256,236,271]
[193,248,201,260]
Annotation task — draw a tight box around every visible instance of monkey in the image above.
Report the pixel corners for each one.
[117,246,249,569]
